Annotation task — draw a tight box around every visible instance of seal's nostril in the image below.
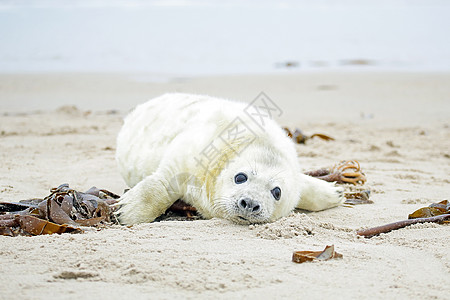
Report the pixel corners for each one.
[239,199,247,209]
[238,198,261,214]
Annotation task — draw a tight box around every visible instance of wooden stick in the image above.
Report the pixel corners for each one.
[357,213,450,238]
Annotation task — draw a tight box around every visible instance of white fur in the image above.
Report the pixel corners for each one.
[116,93,344,225]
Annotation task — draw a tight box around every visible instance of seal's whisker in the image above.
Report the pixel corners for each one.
[244,158,257,176]
[253,159,258,176]
[270,170,287,182]
[211,196,234,215]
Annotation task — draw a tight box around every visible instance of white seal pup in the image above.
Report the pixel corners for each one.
[116,93,344,225]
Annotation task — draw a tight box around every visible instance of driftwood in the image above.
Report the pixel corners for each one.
[357,213,450,238]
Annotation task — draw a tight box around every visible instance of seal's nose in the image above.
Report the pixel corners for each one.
[238,198,261,214]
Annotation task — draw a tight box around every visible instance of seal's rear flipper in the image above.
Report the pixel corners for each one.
[296,173,345,211]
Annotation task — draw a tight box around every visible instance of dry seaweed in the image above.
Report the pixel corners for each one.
[408,200,449,219]
[17,215,82,235]
[344,190,373,205]
[283,127,334,144]
[154,200,201,222]
[167,200,198,218]
[0,201,39,212]
[306,160,367,185]
[292,245,343,263]
[0,184,120,236]
[357,200,450,238]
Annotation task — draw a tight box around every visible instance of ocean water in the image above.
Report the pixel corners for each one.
[0,0,449,76]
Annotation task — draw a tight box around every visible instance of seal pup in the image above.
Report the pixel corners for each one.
[116,93,344,225]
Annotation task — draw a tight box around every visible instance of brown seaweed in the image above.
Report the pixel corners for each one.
[0,184,119,236]
[306,160,367,185]
[283,127,334,144]
[167,200,198,218]
[408,200,449,219]
[292,245,343,263]
[344,190,373,205]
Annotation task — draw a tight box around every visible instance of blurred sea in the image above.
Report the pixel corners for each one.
[1,0,449,76]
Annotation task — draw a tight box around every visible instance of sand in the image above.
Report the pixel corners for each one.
[0,72,449,299]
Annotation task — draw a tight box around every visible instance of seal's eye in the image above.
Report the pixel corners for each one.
[234,173,247,184]
[271,187,281,200]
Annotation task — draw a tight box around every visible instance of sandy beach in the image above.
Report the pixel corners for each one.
[0,72,449,299]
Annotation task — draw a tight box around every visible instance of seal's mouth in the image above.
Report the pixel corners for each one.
[233,215,268,225]
[216,201,269,224]
[234,216,252,225]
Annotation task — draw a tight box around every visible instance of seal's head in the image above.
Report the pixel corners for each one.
[210,142,301,224]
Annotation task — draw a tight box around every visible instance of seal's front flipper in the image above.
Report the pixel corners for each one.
[115,173,177,225]
[296,173,345,211]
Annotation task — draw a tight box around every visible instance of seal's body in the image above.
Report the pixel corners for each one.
[116,93,343,225]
